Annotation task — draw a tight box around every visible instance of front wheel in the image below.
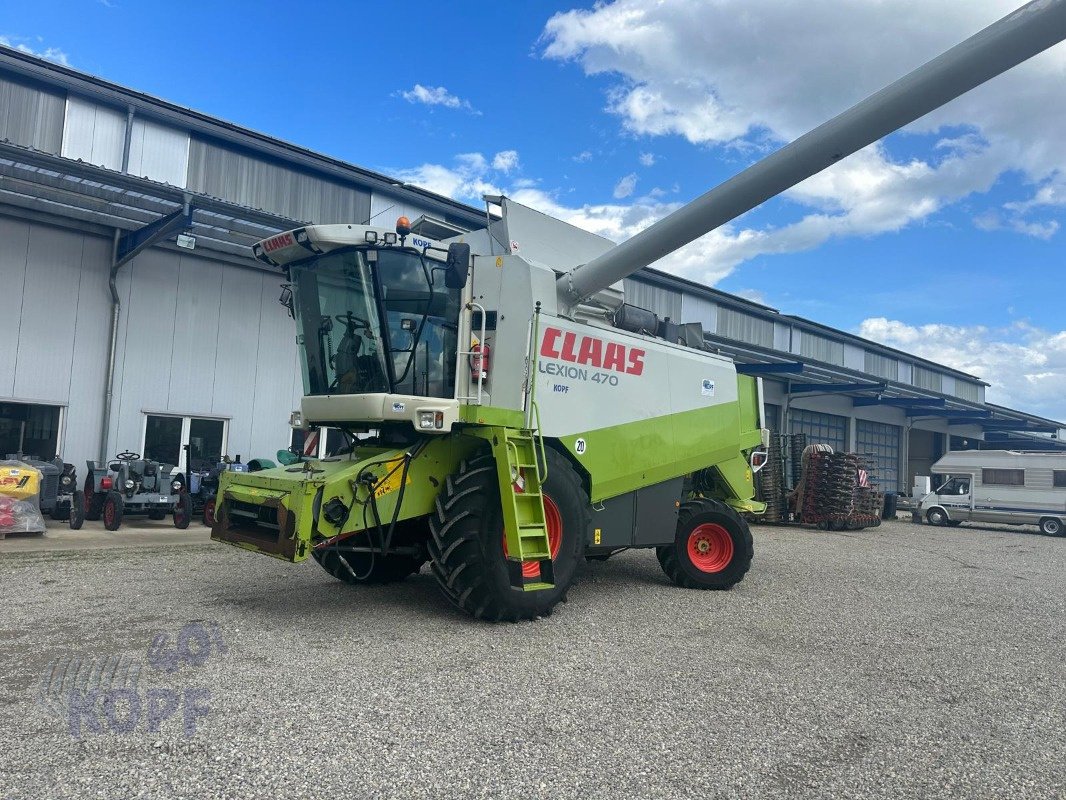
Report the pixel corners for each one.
[1040,517,1064,537]
[657,500,753,590]
[428,448,588,621]
[173,492,192,529]
[202,498,216,528]
[68,492,85,530]
[926,508,949,526]
[103,491,124,531]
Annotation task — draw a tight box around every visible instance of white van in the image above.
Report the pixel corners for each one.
[917,450,1066,536]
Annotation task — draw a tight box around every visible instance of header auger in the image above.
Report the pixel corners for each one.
[212,1,1066,621]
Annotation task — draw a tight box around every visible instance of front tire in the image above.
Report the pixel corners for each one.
[926,508,949,526]
[173,492,192,529]
[68,492,85,530]
[102,492,124,531]
[428,449,588,621]
[657,499,753,590]
[84,475,103,521]
[1040,517,1064,537]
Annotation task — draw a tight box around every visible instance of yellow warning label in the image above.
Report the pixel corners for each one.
[495,256,503,268]
[594,528,601,545]
[374,458,412,499]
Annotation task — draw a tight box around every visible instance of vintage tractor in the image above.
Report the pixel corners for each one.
[211,1,1066,620]
[177,445,275,527]
[84,451,188,531]
[5,455,83,529]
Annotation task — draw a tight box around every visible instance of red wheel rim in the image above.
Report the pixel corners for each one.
[502,494,563,579]
[204,499,215,527]
[686,523,734,573]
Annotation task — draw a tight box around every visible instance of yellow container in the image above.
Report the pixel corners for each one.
[0,465,41,501]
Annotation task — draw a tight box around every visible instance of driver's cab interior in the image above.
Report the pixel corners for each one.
[936,475,971,497]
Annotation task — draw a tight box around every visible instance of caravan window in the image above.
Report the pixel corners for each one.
[982,468,1024,486]
[1054,470,1066,488]
[939,477,970,495]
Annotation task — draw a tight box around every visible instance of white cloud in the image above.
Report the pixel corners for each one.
[613,172,637,198]
[0,35,70,65]
[573,150,593,163]
[491,150,520,173]
[540,0,1066,269]
[859,318,1066,421]
[639,152,656,166]
[398,84,478,113]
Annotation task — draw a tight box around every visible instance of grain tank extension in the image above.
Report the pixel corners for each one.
[211,1,1066,621]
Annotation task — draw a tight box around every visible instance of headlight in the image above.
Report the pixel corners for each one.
[124,479,135,490]
[172,481,182,491]
[60,476,72,487]
[418,410,444,429]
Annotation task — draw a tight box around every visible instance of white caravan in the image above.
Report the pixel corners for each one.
[917,450,1066,536]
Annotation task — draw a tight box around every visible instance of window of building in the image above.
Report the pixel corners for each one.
[912,366,943,392]
[790,409,848,453]
[856,420,901,490]
[982,468,1024,486]
[864,351,899,381]
[143,414,227,473]
[0,401,62,460]
[1053,470,1066,488]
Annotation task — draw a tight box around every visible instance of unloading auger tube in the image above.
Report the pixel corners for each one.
[558,0,1066,307]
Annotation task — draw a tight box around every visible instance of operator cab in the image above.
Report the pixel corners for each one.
[254,219,470,433]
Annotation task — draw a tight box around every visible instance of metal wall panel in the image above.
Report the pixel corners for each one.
[62,233,112,464]
[799,331,844,366]
[211,266,267,452]
[790,408,848,452]
[0,75,65,154]
[898,361,913,384]
[856,419,902,491]
[941,375,956,396]
[247,274,300,459]
[369,193,435,227]
[111,248,180,450]
[864,351,899,380]
[0,217,30,396]
[912,365,943,392]
[716,306,774,348]
[13,227,83,400]
[166,252,223,414]
[624,278,682,321]
[127,117,189,186]
[955,380,980,402]
[773,322,791,352]
[680,294,716,330]
[61,96,126,171]
[187,137,371,224]
[843,343,864,371]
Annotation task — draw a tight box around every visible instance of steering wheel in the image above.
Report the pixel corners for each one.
[334,313,370,329]
[115,451,140,461]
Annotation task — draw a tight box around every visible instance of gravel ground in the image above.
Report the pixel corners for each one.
[0,517,1063,800]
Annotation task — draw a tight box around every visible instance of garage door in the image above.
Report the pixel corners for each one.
[790,409,847,452]
[856,420,901,491]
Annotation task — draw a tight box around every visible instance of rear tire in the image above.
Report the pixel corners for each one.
[202,498,216,528]
[103,492,124,531]
[84,475,103,521]
[657,499,753,590]
[68,492,85,530]
[1039,517,1064,537]
[428,449,587,622]
[173,492,192,529]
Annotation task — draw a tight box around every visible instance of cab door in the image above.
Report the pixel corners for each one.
[936,475,974,521]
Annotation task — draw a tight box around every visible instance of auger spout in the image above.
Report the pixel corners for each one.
[557,0,1066,308]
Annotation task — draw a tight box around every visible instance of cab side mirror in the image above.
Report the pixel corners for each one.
[445,243,470,289]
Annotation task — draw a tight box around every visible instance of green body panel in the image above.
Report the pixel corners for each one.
[212,436,481,561]
[554,388,763,503]
[458,404,525,427]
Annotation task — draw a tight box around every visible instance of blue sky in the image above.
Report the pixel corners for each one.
[3,0,1065,420]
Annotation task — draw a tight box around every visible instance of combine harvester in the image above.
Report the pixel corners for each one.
[212,1,1066,621]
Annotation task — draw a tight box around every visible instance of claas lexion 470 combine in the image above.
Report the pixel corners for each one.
[212,2,1066,621]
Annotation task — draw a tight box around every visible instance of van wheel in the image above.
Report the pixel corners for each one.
[1039,517,1064,537]
[926,508,949,526]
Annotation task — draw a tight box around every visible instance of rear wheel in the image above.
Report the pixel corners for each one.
[84,476,103,521]
[926,508,949,526]
[173,492,192,529]
[657,499,753,590]
[102,491,124,531]
[428,448,587,621]
[68,491,85,530]
[1039,517,1064,537]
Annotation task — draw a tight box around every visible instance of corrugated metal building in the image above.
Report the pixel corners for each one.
[1,46,1062,491]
